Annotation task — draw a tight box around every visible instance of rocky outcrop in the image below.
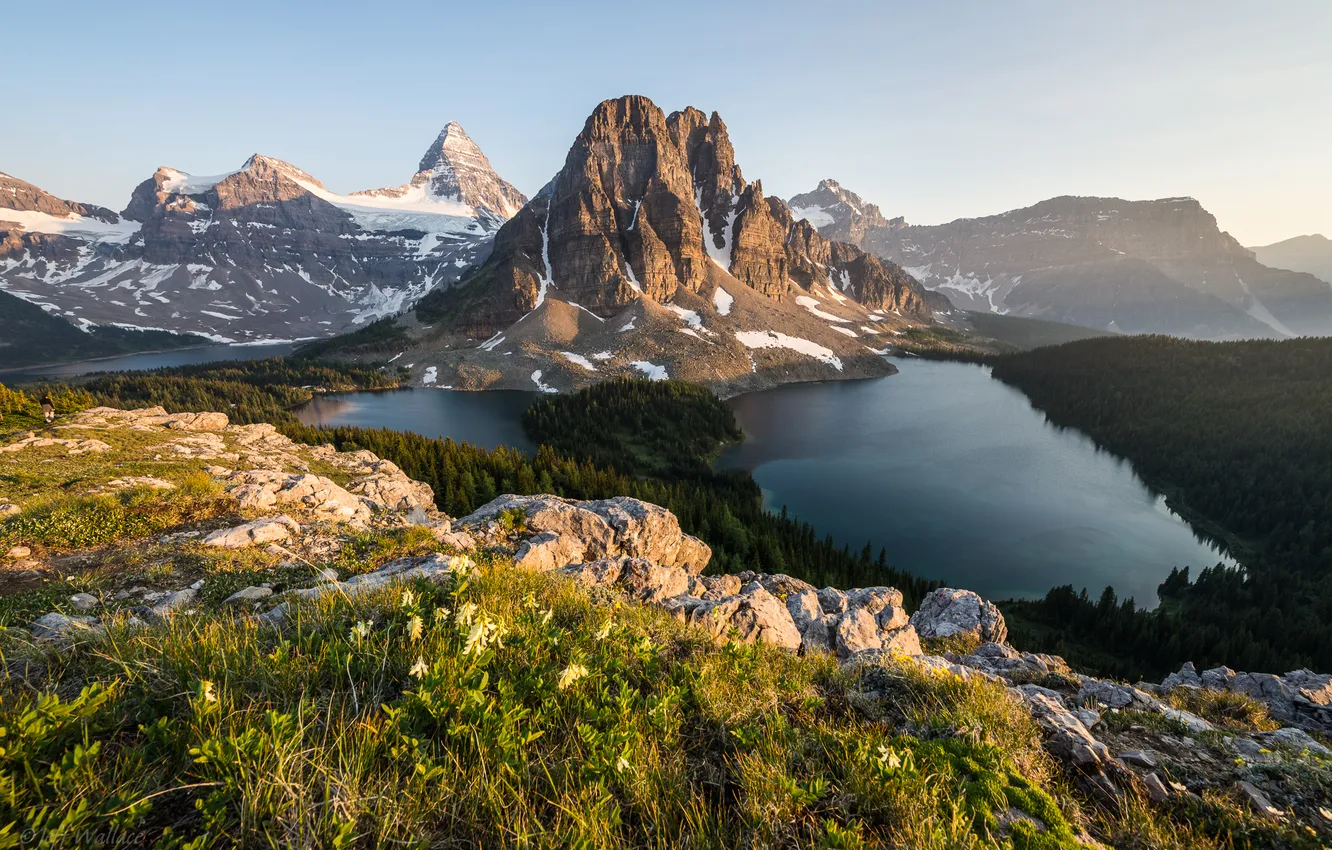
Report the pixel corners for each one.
[909,587,1008,645]
[203,516,301,549]
[460,494,712,574]
[1159,662,1332,734]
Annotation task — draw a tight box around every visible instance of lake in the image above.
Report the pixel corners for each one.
[0,343,298,383]
[295,389,536,453]
[716,360,1233,604]
[291,361,1232,604]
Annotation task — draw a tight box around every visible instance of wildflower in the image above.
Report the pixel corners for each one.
[400,588,416,609]
[407,614,424,642]
[350,620,372,642]
[595,620,615,641]
[523,592,538,610]
[409,657,429,679]
[558,663,589,690]
[199,680,217,703]
[877,745,901,770]
[462,613,509,657]
[540,609,554,627]
[456,602,479,629]
[616,755,632,773]
[434,606,451,623]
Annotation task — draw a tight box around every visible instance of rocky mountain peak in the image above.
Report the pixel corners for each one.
[395,94,938,393]
[349,121,527,224]
[787,178,898,241]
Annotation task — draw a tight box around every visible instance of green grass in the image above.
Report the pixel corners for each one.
[0,556,1093,849]
[0,474,231,553]
[1165,688,1281,734]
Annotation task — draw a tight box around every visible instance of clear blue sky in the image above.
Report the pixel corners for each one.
[5,0,1329,245]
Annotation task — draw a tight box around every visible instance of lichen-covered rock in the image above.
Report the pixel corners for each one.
[688,584,802,650]
[560,557,693,604]
[224,586,274,606]
[515,531,587,572]
[909,587,1007,645]
[0,436,111,455]
[461,494,711,573]
[203,516,300,549]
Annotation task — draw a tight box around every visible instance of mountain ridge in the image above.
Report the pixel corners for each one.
[0,125,521,346]
[787,184,1332,340]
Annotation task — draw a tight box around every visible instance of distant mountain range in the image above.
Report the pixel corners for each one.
[787,180,1332,339]
[4,101,1329,377]
[315,95,943,395]
[0,123,522,343]
[1249,234,1332,288]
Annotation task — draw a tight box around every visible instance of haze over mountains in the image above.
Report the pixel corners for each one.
[1250,234,1332,288]
[788,180,1332,340]
[0,123,523,342]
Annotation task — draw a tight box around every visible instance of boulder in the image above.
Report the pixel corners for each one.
[561,557,693,604]
[515,531,587,572]
[909,587,1008,645]
[31,612,101,641]
[224,586,274,606]
[69,592,99,612]
[162,412,230,431]
[347,473,436,513]
[6,545,31,559]
[688,585,802,650]
[0,503,20,518]
[203,516,300,549]
[461,494,711,573]
[835,607,922,659]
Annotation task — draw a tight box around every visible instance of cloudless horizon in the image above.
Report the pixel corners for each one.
[5,0,1329,245]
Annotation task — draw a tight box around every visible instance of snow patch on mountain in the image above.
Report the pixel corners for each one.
[735,330,843,371]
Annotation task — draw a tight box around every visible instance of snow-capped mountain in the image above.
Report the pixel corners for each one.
[318,96,942,396]
[351,122,527,230]
[0,126,523,344]
[788,185,1332,340]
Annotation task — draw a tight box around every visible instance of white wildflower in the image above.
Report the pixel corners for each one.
[558,663,590,690]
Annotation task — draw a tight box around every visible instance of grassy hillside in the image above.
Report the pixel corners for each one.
[0,290,205,369]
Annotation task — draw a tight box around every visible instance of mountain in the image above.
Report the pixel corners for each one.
[788,182,1332,339]
[0,289,205,369]
[0,126,523,345]
[1250,234,1332,286]
[350,122,526,230]
[320,96,942,395]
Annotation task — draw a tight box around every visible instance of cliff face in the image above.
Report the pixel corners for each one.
[380,96,937,395]
[790,187,1332,339]
[417,95,935,336]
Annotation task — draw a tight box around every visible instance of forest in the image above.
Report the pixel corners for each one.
[992,335,1332,676]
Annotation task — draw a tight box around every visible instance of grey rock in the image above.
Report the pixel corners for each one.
[1160,661,1202,692]
[149,588,197,617]
[1143,773,1171,803]
[203,516,300,548]
[1236,781,1283,820]
[514,531,586,572]
[1119,750,1158,769]
[816,586,849,615]
[1255,727,1331,756]
[224,586,274,605]
[69,592,99,611]
[909,587,1007,645]
[688,585,802,651]
[461,495,711,573]
[31,612,101,641]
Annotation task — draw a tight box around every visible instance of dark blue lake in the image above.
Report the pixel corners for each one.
[290,360,1232,603]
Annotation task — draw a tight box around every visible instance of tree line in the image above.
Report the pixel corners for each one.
[992,335,1332,676]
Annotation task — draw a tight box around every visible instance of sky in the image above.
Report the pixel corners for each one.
[4,0,1329,246]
